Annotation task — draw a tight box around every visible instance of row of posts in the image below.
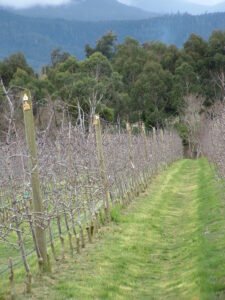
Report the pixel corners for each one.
[21,89,163,274]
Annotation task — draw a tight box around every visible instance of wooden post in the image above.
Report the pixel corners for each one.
[68,122,73,183]
[153,127,157,144]
[9,258,15,300]
[22,90,49,271]
[93,115,111,222]
[141,122,149,189]
[141,122,148,161]
[153,127,158,171]
[160,129,165,167]
[126,122,136,197]
[126,122,134,166]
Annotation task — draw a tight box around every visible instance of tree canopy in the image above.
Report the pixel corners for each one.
[0,30,224,130]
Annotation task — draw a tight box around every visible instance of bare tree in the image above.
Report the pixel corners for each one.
[180,94,205,158]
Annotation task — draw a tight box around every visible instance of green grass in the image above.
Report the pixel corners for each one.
[1,158,225,299]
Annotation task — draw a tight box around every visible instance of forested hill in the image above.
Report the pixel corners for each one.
[0,10,225,69]
[7,0,156,21]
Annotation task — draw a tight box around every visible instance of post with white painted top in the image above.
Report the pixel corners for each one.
[94,115,111,222]
[22,90,49,272]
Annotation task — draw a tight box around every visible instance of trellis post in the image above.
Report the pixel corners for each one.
[141,122,148,161]
[94,115,111,222]
[22,90,49,271]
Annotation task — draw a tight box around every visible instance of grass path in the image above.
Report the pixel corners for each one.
[4,158,225,299]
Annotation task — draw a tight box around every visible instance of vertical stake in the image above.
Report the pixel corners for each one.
[22,90,49,271]
[126,122,134,165]
[153,127,157,144]
[126,122,136,195]
[94,115,111,222]
[161,129,166,167]
[161,129,164,141]
[141,122,148,161]
[9,258,15,300]
[141,122,149,188]
[153,127,158,169]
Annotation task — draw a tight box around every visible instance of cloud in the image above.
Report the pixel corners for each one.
[0,0,71,9]
[118,0,132,4]
[189,0,223,5]
[1,0,224,9]
[119,0,224,5]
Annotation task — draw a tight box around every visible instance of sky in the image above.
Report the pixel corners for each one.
[120,0,223,5]
[0,0,223,9]
[0,0,70,8]
[193,0,222,4]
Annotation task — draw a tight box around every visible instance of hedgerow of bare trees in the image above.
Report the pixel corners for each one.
[200,102,225,178]
[0,93,183,295]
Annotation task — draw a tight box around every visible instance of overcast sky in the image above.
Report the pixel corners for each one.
[0,0,70,8]
[0,0,223,9]
[120,0,223,5]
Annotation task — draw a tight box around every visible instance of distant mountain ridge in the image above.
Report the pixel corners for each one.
[6,0,157,21]
[131,0,225,15]
[2,0,225,20]
[0,10,225,70]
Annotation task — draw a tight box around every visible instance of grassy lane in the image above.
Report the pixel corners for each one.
[3,158,225,299]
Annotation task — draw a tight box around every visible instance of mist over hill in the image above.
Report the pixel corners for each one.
[212,1,225,12]
[2,0,225,19]
[126,0,225,15]
[6,0,157,21]
[0,9,225,69]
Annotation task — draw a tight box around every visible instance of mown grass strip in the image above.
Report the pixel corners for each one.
[1,158,224,300]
